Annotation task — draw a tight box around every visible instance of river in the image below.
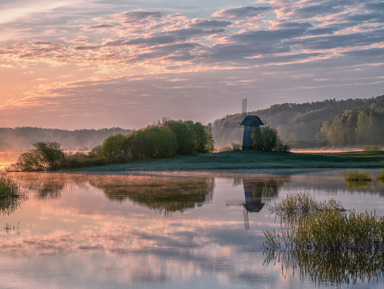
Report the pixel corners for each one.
[1,169,384,289]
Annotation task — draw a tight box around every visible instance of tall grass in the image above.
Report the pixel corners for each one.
[263,193,384,285]
[345,171,372,181]
[0,173,19,199]
[378,171,384,181]
[0,173,25,215]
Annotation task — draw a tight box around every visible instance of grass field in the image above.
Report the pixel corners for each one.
[70,150,384,172]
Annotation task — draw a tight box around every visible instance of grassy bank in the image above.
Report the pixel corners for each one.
[69,150,384,172]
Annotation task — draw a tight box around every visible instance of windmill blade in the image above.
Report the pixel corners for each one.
[242,98,247,114]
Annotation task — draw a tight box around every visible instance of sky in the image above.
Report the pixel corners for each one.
[0,0,383,130]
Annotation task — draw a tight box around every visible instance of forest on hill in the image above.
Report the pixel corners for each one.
[0,127,132,151]
[212,95,384,148]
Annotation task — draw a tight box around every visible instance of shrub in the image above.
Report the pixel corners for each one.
[251,127,290,152]
[15,142,65,171]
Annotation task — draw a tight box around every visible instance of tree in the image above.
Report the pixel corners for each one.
[327,116,346,146]
[185,121,214,153]
[164,120,195,155]
[101,133,127,159]
[15,141,65,171]
[123,126,178,160]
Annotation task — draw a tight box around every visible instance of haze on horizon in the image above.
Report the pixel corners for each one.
[0,0,383,130]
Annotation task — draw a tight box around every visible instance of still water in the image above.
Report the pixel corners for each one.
[1,169,384,289]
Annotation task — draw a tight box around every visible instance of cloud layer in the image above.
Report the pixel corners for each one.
[0,0,383,129]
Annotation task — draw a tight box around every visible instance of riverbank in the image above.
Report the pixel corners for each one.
[67,150,384,172]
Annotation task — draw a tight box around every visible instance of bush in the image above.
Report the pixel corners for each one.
[251,127,290,152]
[15,142,65,171]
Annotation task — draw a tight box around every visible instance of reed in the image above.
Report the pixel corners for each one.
[378,170,384,181]
[0,173,25,215]
[263,193,384,285]
[264,194,383,253]
[0,173,19,199]
[345,171,372,181]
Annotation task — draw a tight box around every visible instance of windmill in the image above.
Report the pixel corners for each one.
[223,98,264,150]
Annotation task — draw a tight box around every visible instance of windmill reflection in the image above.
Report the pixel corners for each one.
[228,175,290,229]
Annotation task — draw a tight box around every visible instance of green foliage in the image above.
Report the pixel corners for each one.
[164,120,195,155]
[123,125,178,160]
[251,127,277,152]
[101,133,128,159]
[185,121,214,153]
[15,141,65,171]
[251,127,290,152]
[0,173,25,215]
[345,171,372,181]
[0,173,19,200]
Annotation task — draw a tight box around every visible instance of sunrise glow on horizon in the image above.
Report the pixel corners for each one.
[0,0,383,130]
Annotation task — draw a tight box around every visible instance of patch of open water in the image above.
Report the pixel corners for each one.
[1,169,384,288]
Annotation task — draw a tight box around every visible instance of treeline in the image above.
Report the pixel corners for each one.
[212,95,384,148]
[0,127,132,151]
[12,120,214,171]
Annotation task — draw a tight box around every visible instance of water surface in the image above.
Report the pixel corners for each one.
[1,169,384,288]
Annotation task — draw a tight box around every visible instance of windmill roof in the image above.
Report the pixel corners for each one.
[240,115,264,126]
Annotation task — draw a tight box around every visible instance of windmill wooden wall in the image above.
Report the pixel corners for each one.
[240,115,264,150]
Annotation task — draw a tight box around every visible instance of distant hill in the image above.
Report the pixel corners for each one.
[0,127,132,151]
[212,95,384,148]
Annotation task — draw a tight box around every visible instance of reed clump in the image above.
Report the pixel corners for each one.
[345,171,372,181]
[0,173,19,200]
[263,193,384,285]
[378,171,384,181]
[269,192,344,224]
[0,173,25,215]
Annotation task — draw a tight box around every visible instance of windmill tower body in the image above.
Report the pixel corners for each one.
[241,115,264,150]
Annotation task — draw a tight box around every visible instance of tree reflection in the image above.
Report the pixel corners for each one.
[8,173,88,199]
[264,248,384,286]
[89,175,215,214]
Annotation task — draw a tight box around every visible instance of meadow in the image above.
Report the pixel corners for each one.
[72,150,384,172]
